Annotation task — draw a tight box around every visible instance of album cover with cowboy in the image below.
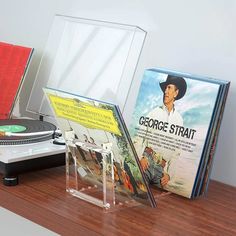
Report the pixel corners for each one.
[44,87,156,208]
[129,68,230,198]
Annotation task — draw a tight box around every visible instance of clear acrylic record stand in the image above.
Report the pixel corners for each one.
[28,15,152,210]
[66,139,115,210]
[65,132,150,211]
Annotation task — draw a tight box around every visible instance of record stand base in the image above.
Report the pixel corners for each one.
[66,141,154,212]
[67,186,142,213]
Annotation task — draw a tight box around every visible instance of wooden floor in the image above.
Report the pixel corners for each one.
[0,166,236,236]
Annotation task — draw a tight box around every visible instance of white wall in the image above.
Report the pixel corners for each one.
[1,0,235,187]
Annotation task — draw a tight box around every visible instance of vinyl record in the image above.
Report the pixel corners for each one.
[0,119,56,145]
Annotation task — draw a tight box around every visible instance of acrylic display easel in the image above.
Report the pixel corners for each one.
[65,138,149,211]
[65,139,170,211]
[66,141,114,209]
[32,15,153,210]
[30,14,177,210]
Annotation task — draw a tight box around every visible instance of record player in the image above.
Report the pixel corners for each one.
[0,42,66,186]
[0,15,146,186]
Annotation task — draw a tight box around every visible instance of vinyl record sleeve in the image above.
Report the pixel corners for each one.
[128,68,229,198]
[44,87,156,207]
[0,42,33,119]
[198,82,230,196]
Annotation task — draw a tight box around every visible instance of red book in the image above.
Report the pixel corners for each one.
[0,42,33,119]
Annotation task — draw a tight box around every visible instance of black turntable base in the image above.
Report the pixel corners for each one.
[0,119,66,186]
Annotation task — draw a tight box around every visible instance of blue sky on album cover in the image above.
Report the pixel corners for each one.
[130,70,220,136]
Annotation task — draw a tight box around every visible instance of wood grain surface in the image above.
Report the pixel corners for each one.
[0,166,235,235]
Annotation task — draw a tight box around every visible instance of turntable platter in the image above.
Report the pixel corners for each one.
[0,119,56,145]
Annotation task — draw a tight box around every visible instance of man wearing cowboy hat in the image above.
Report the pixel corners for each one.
[140,74,187,188]
[155,74,187,125]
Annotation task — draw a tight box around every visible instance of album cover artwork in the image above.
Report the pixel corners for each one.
[0,42,33,119]
[129,69,229,198]
[44,88,156,207]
